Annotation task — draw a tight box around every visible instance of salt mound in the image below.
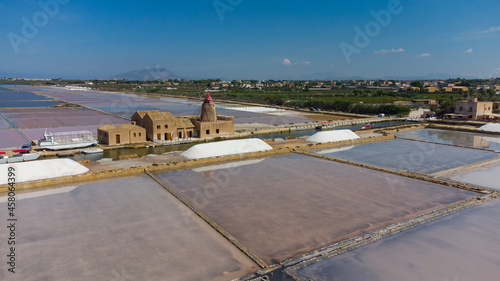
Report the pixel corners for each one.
[0,159,89,185]
[306,130,360,143]
[181,138,272,159]
[478,124,500,132]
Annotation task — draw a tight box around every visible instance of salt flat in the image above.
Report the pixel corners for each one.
[156,154,475,264]
[451,163,500,190]
[297,198,500,281]
[0,176,258,281]
[316,139,499,174]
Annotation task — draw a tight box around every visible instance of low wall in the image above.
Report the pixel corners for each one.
[427,123,500,136]
[298,151,496,194]
[0,135,395,192]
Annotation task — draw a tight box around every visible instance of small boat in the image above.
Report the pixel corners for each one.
[12,149,29,154]
[0,155,8,164]
[81,148,104,154]
[360,124,374,130]
[5,152,41,163]
[23,152,41,161]
[316,122,336,131]
[56,152,75,157]
[7,155,23,163]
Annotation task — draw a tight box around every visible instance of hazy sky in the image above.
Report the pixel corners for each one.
[1,0,500,80]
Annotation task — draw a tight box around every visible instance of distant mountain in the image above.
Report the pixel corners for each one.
[265,71,471,81]
[104,68,182,81]
[376,73,456,81]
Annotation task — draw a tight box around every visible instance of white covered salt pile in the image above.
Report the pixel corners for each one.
[0,159,89,185]
[478,124,500,133]
[181,138,273,160]
[306,129,360,143]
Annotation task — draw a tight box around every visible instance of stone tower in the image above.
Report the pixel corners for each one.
[201,93,217,122]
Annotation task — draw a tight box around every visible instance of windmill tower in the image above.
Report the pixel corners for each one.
[200,93,217,122]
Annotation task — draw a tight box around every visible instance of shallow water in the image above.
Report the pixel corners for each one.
[155,154,475,264]
[316,139,499,174]
[451,163,500,190]
[0,117,12,129]
[297,198,500,281]
[0,176,258,281]
[397,128,500,151]
[0,129,30,148]
[0,101,61,108]
[39,91,324,125]
[7,111,127,128]
[0,91,52,101]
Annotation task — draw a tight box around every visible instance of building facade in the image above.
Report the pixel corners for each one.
[194,115,234,138]
[448,97,493,120]
[130,93,234,142]
[142,111,177,141]
[194,93,234,138]
[98,124,146,145]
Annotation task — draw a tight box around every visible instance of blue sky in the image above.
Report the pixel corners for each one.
[1,0,500,80]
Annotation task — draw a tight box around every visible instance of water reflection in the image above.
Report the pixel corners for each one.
[398,128,500,151]
[297,199,500,281]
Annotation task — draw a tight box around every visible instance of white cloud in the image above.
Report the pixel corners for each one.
[374,48,405,54]
[463,48,473,54]
[475,26,500,34]
[416,53,431,57]
[282,58,310,66]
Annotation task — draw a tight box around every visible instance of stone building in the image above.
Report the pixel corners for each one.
[450,97,493,120]
[142,111,177,141]
[193,93,234,138]
[97,124,146,145]
[130,93,234,142]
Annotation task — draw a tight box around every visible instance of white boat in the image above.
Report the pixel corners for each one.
[81,148,104,154]
[7,155,23,163]
[23,152,41,161]
[4,153,41,163]
[38,129,98,150]
[0,156,8,164]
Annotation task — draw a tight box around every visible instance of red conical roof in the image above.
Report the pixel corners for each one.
[205,92,214,104]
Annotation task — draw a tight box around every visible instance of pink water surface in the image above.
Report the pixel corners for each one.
[0,129,30,149]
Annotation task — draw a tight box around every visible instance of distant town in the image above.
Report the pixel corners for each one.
[3,77,500,93]
[3,77,500,119]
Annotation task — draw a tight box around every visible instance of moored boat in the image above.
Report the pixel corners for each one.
[7,155,23,163]
[56,152,75,157]
[316,122,336,131]
[0,155,8,164]
[81,148,104,154]
[38,129,98,150]
[23,152,41,161]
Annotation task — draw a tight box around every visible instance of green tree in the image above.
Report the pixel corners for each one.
[410,80,424,89]
[487,88,495,101]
